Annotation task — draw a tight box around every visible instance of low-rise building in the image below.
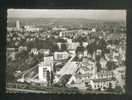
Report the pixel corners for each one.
[18,46,27,52]
[30,48,39,55]
[66,75,88,90]
[67,42,80,55]
[90,77,116,91]
[54,51,69,60]
[99,58,107,69]
[82,42,88,48]
[77,57,96,75]
[24,25,40,32]
[90,71,116,90]
[39,49,50,56]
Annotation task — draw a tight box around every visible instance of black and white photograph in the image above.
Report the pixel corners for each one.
[6,9,126,94]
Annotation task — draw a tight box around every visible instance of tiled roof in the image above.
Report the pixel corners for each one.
[92,77,116,82]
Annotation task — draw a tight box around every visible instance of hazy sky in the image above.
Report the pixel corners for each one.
[8,9,126,21]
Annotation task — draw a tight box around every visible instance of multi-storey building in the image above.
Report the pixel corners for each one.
[54,51,69,61]
[90,71,116,90]
[38,56,54,85]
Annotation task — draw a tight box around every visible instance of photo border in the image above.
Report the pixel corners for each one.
[0,0,132,100]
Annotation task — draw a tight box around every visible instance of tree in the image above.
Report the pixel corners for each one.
[15,50,28,60]
[46,70,50,86]
[61,43,67,51]
[59,74,72,87]
[6,60,19,82]
[50,71,54,86]
[106,61,118,70]
[96,62,102,72]
[107,83,113,91]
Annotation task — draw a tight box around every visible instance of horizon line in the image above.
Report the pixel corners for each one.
[8,17,126,22]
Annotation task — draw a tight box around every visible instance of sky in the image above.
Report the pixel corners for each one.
[8,9,126,21]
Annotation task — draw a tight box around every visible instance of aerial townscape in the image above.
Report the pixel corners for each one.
[6,10,126,94]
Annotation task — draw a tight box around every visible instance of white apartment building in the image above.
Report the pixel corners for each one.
[54,51,69,60]
[38,56,53,83]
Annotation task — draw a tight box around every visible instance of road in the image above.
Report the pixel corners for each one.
[22,64,38,76]
[6,88,48,93]
[6,87,122,94]
[56,55,79,76]
[55,55,79,83]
